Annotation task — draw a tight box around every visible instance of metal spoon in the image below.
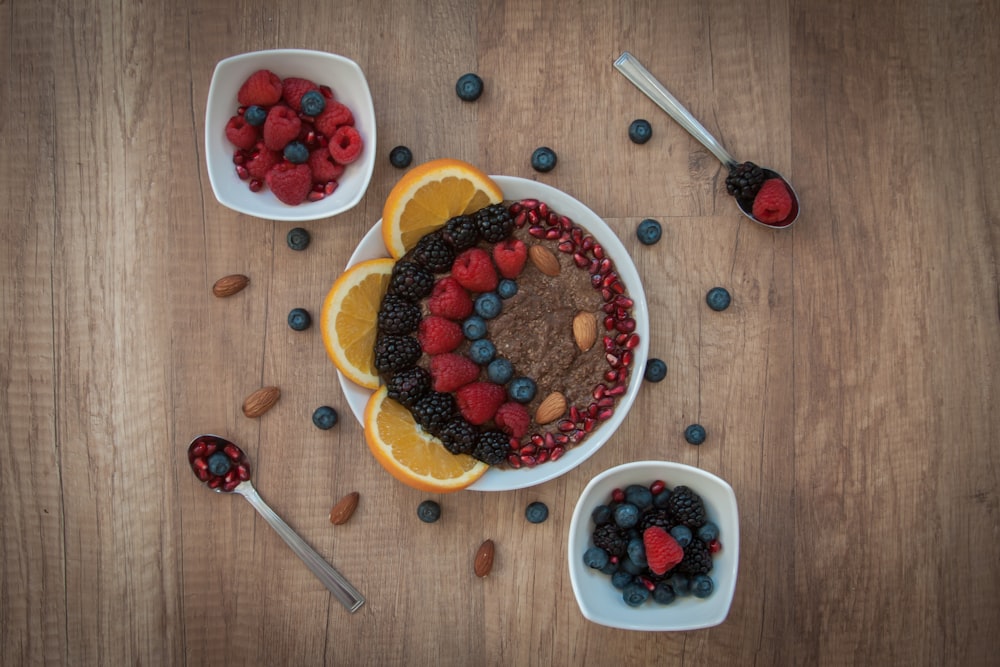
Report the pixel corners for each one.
[187,434,365,613]
[614,51,800,229]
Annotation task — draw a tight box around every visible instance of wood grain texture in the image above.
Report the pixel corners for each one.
[2,0,998,665]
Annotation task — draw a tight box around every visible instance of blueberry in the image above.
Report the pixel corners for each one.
[312,405,338,430]
[668,573,692,596]
[244,105,267,126]
[599,560,618,575]
[622,582,650,607]
[508,377,537,403]
[684,423,707,445]
[389,145,413,169]
[621,555,645,575]
[628,118,653,144]
[670,525,693,548]
[455,73,484,101]
[474,292,502,319]
[469,339,496,365]
[636,218,662,245]
[497,279,518,299]
[697,522,720,542]
[653,489,672,507]
[612,502,640,529]
[644,358,667,382]
[591,504,612,525]
[691,574,715,598]
[283,141,309,164]
[583,546,610,569]
[624,484,653,509]
[611,571,633,590]
[525,501,549,524]
[287,227,311,251]
[462,315,487,340]
[706,286,732,311]
[417,500,441,523]
[486,358,514,384]
[626,538,647,567]
[652,583,676,605]
[287,308,312,331]
[530,146,558,173]
[207,452,231,476]
[300,90,326,116]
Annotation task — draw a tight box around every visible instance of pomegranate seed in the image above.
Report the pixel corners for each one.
[207,477,223,489]
[237,106,247,115]
[589,258,600,274]
[191,442,207,458]
[560,215,573,230]
[520,444,537,457]
[313,183,325,192]
[598,396,615,408]
[193,457,208,471]
[616,368,628,384]
[639,576,655,591]
[588,403,599,418]
[318,135,329,148]
[306,130,317,145]
[203,440,218,456]
[520,198,539,210]
[223,479,240,492]
[520,455,537,467]
[593,244,605,259]
[538,202,549,219]
[601,288,614,302]
[582,237,594,251]
[196,468,210,482]
[224,469,238,484]
[235,165,249,180]
[527,210,539,225]
[225,445,241,462]
[626,334,640,349]
[614,332,628,345]
[650,480,667,495]
[555,433,569,445]
[544,432,557,448]
[602,301,615,313]
[592,273,604,288]
[510,202,523,215]
[308,191,325,202]
[597,407,614,420]
[557,419,575,432]
[558,241,575,253]
[584,418,596,432]
[599,258,613,275]
[320,85,333,97]
[608,384,627,397]
[237,465,251,481]
[545,228,561,240]
[233,153,246,166]
[605,369,617,382]
[324,180,338,195]
[550,446,565,461]
[616,296,634,308]
[508,439,523,452]
[529,225,546,238]
[621,350,634,367]
[531,434,545,447]
[593,384,606,399]
[515,211,528,227]
[546,212,560,227]
[611,282,625,294]
[248,179,263,192]
[606,353,621,368]
[569,406,581,422]
[604,315,615,330]
[507,454,522,468]
[709,539,722,553]
[536,449,549,464]
[611,488,626,503]
[610,555,619,565]
[616,318,636,334]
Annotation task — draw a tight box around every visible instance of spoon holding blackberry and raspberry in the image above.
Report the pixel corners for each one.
[186,434,364,612]
[614,51,799,229]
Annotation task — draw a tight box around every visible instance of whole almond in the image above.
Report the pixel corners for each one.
[212,274,249,297]
[329,491,360,525]
[529,245,561,276]
[572,311,597,351]
[242,386,280,418]
[474,539,495,577]
[535,391,567,425]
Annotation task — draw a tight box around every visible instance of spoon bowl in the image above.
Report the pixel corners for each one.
[614,51,799,229]
[186,434,365,612]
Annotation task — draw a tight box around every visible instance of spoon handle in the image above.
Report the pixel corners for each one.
[614,51,736,168]
[237,483,365,613]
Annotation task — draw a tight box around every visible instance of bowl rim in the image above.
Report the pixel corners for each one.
[204,48,376,222]
[336,175,650,492]
[567,460,740,631]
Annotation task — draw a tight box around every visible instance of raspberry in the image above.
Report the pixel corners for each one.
[451,248,498,293]
[429,353,480,392]
[263,105,302,151]
[643,526,683,576]
[245,143,281,180]
[417,316,463,354]
[456,382,506,426]
[492,238,527,279]
[315,101,355,136]
[237,69,283,107]
[494,402,530,438]
[308,148,345,184]
[265,163,313,205]
[281,76,319,112]
[225,115,259,150]
[752,178,793,224]
[427,277,473,320]
[328,126,363,165]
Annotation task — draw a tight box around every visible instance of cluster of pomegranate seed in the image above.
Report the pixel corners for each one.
[187,435,251,492]
[504,199,639,469]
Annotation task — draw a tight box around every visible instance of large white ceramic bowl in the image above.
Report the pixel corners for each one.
[338,176,649,491]
[205,49,376,221]
[568,461,740,631]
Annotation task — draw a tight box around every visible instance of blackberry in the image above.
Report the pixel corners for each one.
[441,214,480,250]
[666,485,707,528]
[377,294,421,335]
[410,233,455,273]
[472,430,510,465]
[725,161,766,204]
[677,538,713,575]
[474,203,515,243]
[373,335,421,373]
[639,508,675,533]
[385,366,431,408]
[592,523,627,558]
[389,262,434,300]
[437,416,478,455]
[411,392,456,434]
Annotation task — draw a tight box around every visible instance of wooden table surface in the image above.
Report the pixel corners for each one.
[3,0,999,665]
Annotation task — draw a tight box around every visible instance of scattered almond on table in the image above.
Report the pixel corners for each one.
[212,274,249,297]
[242,386,281,418]
[474,539,495,577]
[329,491,360,525]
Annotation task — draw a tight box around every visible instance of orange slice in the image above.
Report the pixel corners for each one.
[382,158,504,258]
[364,386,489,492]
[321,258,395,389]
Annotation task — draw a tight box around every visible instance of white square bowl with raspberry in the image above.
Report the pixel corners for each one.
[205,49,376,221]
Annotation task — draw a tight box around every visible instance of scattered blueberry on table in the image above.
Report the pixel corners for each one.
[525,501,549,524]
[636,218,662,245]
[389,145,413,169]
[286,227,311,251]
[684,423,707,445]
[417,500,441,523]
[628,118,653,144]
[706,287,731,311]
[455,73,484,101]
[530,146,557,173]
[288,308,312,331]
[644,358,667,382]
[312,405,338,430]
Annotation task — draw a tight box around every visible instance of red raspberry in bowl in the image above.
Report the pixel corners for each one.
[265,163,312,205]
[263,105,302,151]
[237,69,283,106]
[225,115,259,150]
[281,76,319,111]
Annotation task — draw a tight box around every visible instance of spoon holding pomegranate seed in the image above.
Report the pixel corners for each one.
[614,51,800,229]
[186,434,365,612]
